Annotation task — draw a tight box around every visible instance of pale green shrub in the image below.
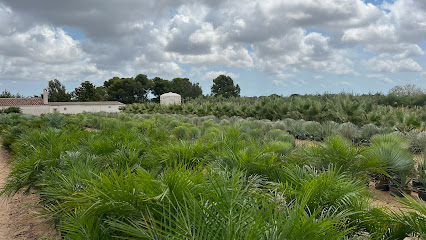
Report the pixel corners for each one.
[336,122,360,140]
[264,141,293,156]
[361,123,380,140]
[322,121,339,136]
[303,121,324,139]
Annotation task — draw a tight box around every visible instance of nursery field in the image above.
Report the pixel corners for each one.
[0,112,425,239]
[122,94,426,130]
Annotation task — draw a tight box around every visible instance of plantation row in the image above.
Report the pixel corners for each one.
[101,112,426,153]
[0,113,425,239]
[122,95,426,129]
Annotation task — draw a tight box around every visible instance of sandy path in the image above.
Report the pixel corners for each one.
[0,145,61,240]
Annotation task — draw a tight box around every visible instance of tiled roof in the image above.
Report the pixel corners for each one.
[49,101,124,106]
[0,98,45,106]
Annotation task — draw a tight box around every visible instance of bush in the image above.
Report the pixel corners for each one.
[0,107,22,114]
[264,141,293,156]
[406,130,426,153]
[336,122,360,140]
[172,126,189,140]
[361,123,381,140]
[322,121,339,136]
[286,119,306,138]
[303,121,324,139]
[266,129,295,145]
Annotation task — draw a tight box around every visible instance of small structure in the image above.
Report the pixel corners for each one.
[0,89,124,115]
[160,92,181,105]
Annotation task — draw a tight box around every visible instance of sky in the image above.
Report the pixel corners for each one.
[0,0,425,97]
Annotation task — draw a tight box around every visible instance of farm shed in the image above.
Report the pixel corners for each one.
[160,92,181,105]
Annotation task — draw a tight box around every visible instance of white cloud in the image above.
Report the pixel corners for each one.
[366,73,395,84]
[254,29,354,75]
[366,55,423,72]
[0,0,425,92]
[384,0,426,42]
[337,81,351,86]
[342,24,397,44]
[272,79,288,87]
[202,71,239,81]
[0,25,83,63]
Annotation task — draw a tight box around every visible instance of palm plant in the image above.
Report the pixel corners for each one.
[108,169,352,240]
[367,134,414,190]
[393,109,421,134]
[386,194,426,239]
[298,136,385,180]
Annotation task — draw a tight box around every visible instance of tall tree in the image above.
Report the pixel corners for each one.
[211,75,240,98]
[48,79,71,102]
[389,84,424,96]
[73,81,100,101]
[0,90,22,98]
[104,75,151,104]
[170,78,203,99]
[151,77,172,102]
[95,86,107,101]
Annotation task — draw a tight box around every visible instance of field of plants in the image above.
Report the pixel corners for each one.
[122,94,426,128]
[0,112,426,239]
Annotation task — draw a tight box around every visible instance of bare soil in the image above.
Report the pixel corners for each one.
[0,145,61,240]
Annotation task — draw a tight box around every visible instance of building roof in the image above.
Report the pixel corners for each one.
[0,98,45,106]
[48,101,124,106]
[160,92,181,97]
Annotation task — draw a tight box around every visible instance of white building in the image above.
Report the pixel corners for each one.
[160,92,181,105]
[0,89,124,115]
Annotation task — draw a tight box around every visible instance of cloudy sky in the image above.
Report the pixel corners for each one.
[0,0,425,97]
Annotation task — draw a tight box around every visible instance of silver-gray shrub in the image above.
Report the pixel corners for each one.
[303,121,324,139]
[322,121,339,137]
[406,129,426,153]
[272,120,288,131]
[336,122,361,140]
[361,124,381,140]
[287,119,306,137]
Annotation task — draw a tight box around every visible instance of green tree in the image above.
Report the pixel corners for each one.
[0,90,22,98]
[72,81,101,102]
[211,75,240,98]
[389,84,424,96]
[151,77,172,102]
[48,79,71,102]
[104,75,151,104]
[95,86,107,101]
[170,78,203,100]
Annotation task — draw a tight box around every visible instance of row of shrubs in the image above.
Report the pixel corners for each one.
[121,95,426,129]
[77,112,426,153]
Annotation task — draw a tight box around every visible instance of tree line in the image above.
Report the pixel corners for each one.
[47,74,240,104]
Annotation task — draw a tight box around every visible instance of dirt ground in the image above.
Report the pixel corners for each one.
[0,145,61,240]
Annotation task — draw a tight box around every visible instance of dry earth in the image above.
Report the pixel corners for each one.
[0,144,61,240]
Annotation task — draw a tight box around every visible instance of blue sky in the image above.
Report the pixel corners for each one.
[0,0,425,97]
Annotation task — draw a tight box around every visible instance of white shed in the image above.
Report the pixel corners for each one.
[160,92,181,105]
